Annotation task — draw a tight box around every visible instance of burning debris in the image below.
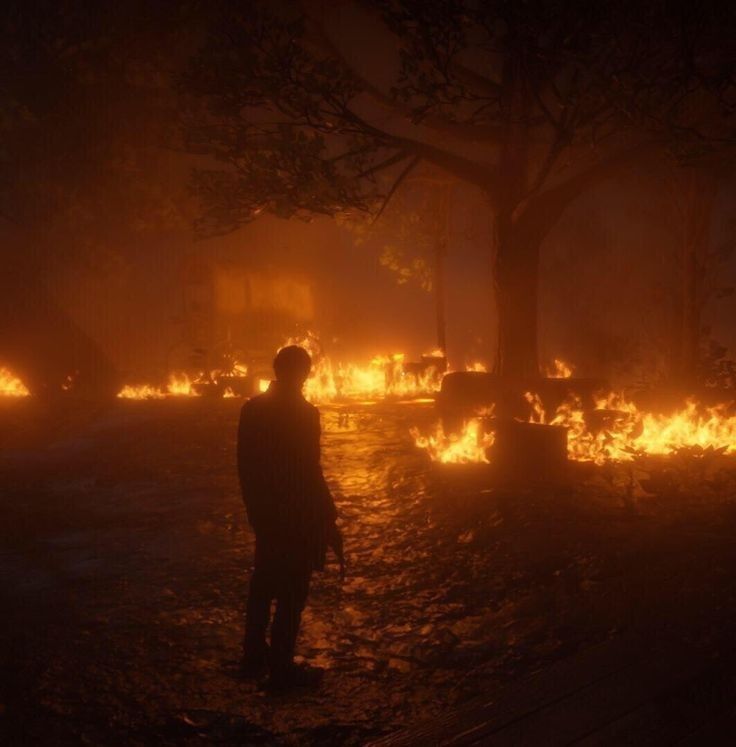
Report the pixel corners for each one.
[117,373,200,400]
[413,388,736,466]
[116,332,449,404]
[118,360,251,400]
[531,392,736,465]
[0,367,30,397]
[258,332,447,404]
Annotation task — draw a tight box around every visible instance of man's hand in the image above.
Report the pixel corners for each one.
[327,523,345,581]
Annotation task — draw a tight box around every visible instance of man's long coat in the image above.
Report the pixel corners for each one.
[237,380,336,571]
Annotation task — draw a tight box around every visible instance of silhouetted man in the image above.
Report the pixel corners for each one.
[237,345,344,690]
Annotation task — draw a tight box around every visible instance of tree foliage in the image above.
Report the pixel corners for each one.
[183,1,734,234]
[183,1,736,376]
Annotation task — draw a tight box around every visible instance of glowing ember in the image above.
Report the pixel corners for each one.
[0,367,30,397]
[62,371,78,392]
[410,419,494,464]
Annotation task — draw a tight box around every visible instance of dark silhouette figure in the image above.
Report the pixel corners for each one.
[237,345,343,690]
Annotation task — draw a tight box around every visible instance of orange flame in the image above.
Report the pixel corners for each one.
[545,358,574,378]
[276,332,444,403]
[414,387,736,466]
[166,373,198,397]
[0,367,30,397]
[118,372,201,399]
[542,392,736,464]
[117,383,166,400]
[410,418,494,464]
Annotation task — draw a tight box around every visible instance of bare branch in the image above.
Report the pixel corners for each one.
[371,155,421,225]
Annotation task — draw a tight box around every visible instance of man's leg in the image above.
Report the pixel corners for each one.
[243,562,273,670]
[270,567,312,678]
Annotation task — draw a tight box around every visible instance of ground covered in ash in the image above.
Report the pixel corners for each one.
[2,398,736,745]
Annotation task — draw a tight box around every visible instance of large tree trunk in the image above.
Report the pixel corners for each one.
[493,211,540,379]
[434,236,447,354]
[491,57,540,380]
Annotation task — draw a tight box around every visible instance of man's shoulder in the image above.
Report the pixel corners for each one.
[299,398,321,422]
[240,391,319,419]
[240,393,270,418]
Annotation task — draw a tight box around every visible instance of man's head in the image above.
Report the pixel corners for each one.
[273,345,312,388]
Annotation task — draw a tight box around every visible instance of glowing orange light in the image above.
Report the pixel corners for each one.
[545,358,574,378]
[411,418,494,464]
[0,367,30,397]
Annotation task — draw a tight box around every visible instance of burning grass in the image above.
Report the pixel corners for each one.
[118,364,249,400]
[413,391,736,465]
[528,391,736,464]
[117,332,449,404]
[257,332,447,404]
[117,373,200,400]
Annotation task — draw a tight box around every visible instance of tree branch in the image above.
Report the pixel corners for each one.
[514,141,654,248]
[371,155,421,225]
[301,5,505,144]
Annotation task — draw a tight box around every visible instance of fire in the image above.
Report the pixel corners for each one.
[166,373,198,397]
[542,392,736,464]
[466,362,487,372]
[117,383,166,400]
[545,358,574,378]
[410,419,494,464]
[275,333,445,403]
[0,367,30,397]
[117,373,200,399]
[117,332,444,404]
[414,387,736,466]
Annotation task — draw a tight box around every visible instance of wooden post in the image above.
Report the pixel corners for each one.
[434,184,450,355]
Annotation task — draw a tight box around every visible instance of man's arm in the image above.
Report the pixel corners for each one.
[308,408,337,525]
[236,403,251,497]
[237,402,270,532]
[309,408,344,577]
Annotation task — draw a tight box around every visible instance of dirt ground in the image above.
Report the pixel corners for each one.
[2,398,736,745]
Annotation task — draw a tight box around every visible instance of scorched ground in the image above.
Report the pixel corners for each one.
[2,398,736,744]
